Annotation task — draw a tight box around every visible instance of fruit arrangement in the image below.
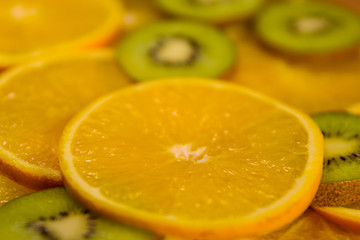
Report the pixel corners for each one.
[0,0,360,239]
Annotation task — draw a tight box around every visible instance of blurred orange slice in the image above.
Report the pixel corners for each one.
[59,79,323,239]
[0,50,132,189]
[0,171,33,207]
[0,0,123,67]
[122,0,162,32]
[226,26,360,114]
[314,204,360,234]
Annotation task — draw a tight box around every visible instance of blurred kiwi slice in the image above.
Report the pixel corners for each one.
[255,1,360,55]
[116,20,236,81]
[311,112,360,207]
[154,0,264,23]
[0,187,156,240]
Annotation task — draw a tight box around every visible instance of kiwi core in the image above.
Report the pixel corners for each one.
[324,138,359,160]
[170,144,208,163]
[293,16,331,35]
[150,36,198,66]
[28,212,96,240]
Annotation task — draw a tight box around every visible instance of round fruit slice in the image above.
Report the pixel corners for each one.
[122,0,163,32]
[226,25,360,114]
[348,103,360,115]
[0,172,34,207]
[0,187,156,240]
[0,50,132,190]
[155,0,264,23]
[165,209,360,240]
[312,106,360,233]
[255,1,360,55]
[310,112,360,207]
[0,0,123,67]
[59,79,323,239]
[314,203,360,234]
[116,20,236,81]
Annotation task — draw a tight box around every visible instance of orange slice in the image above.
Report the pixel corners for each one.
[165,209,360,240]
[123,0,163,32]
[59,79,323,239]
[314,203,360,233]
[0,50,132,189]
[226,26,360,114]
[348,102,360,114]
[0,171,34,207]
[0,0,123,67]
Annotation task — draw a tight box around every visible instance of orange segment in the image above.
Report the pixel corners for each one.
[0,50,132,189]
[0,0,123,67]
[59,79,323,239]
[0,172,33,207]
[226,26,360,114]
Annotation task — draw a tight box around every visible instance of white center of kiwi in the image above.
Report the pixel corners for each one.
[294,17,331,35]
[169,144,208,163]
[28,212,95,240]
[324,138,359,160]
[151,36,198,66]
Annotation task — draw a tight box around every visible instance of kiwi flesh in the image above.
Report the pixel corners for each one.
[255,1,360,56]
[116,20,236,81]
[155,0,264,23]
[311,112,360,207]
[0,187,156,240]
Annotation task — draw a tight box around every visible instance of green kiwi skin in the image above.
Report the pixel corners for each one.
[0,188,156,240]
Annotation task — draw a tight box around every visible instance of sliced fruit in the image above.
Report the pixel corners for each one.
[164,209,360,239]
[0,171,33,207]
[0,187,157,240]
[0,50,132,189]
[116,20,236,82]
[226,25,360,114]
[249,209,360,240]
[312,112,360,183]
[348,103,360,114]
[122,0,163,32]
[59,79,323,239]
[314,203,360,234]
[255,1,360,55]
[0,0,123,67]
[309,112,360,207]
[155,0,264,23]
[312,105,360,232]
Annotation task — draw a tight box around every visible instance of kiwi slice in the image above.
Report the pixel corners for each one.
[155,0,264,23]
[0,187,156,240]
[255,1,360,55]
[116,20,236,81]
[311,112,360,207]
